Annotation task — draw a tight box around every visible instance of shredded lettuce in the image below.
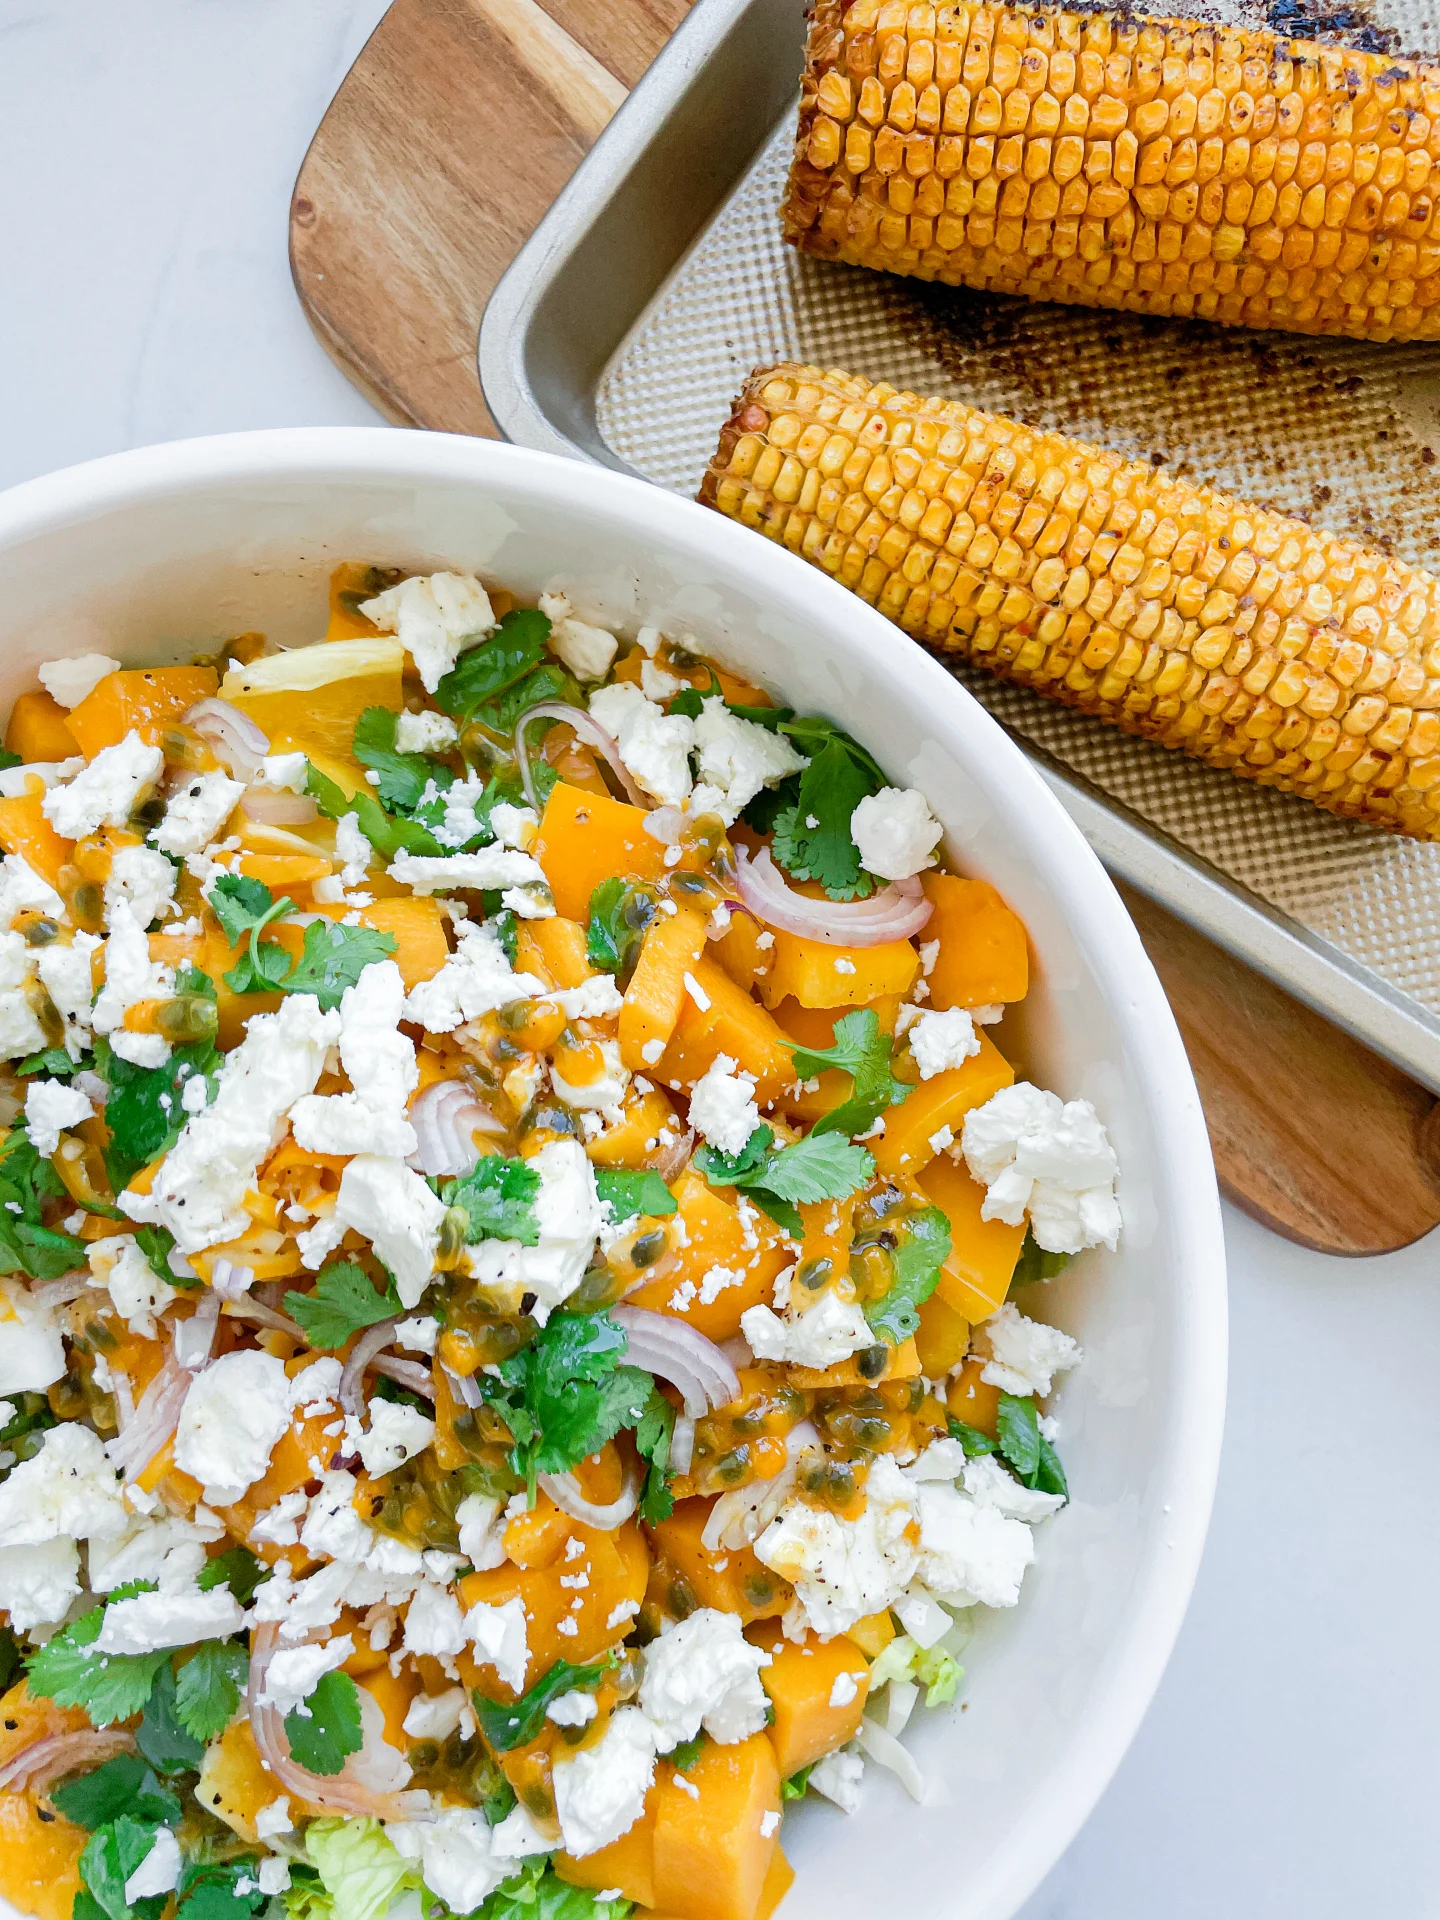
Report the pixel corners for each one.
[302,1819,418,1920]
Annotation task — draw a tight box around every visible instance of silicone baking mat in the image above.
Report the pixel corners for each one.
[594,18,1440,1018]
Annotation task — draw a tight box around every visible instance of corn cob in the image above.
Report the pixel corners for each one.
[782,1,1440,342]
[699,363,1440,838]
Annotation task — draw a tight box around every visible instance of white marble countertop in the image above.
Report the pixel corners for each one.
[3,5,1438,1915]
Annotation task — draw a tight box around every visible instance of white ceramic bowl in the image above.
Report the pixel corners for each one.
[0,430,1226,1920]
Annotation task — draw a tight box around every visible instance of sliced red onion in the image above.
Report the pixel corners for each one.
[611,1306,740,1419]
[248,1621,428,1821]
[28,1273,90,1309]
[241,790,318,827]
[173,1289,220,1370]
[407,1080,503,1178]
[107,1353,189,1480]
[734,846,933,947]
[222,1300,303,1340]
[210,1259,255,1301]
[539,1455,641,1529]
[514,702,648,811]
[339,1318,401,1417]
[109,1365,136,1433]
[702,1419,819,1552]
[646,1126,694,1186]
[0,1729,135,1795]
[370,1355,435,1400]
[184,698,270,781]
[443,1365,484,1409]
[670,1414,696,1476]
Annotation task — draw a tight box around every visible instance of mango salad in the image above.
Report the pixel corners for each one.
[0,565,1119,1920]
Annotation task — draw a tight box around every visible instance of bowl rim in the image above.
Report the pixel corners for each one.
[0,426,1227,1920]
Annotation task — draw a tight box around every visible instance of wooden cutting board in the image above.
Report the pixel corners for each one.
[289,0,1440,1255]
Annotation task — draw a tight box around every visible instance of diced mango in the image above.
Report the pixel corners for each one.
[846,1611,896,1658]
[652,958,793,1104]
[921,873,1028,1010]
[620,909,708,1071]
[533,783,668,921]
[522,914,595,988]
[354,1665,421,1752]
[787,1336,921,1390]
[647,1497,792,1624]
[459,1521,649,1689]
[758,930,919,1009]
[585,1086,679,1168]
[67,665,218,757]
[749,1619,869,1777]
[0,1793,83,1920]
[5,689,77,763]
[353,895,449,988]
[915,1291,971,1376]
[919,1150,1025,1324]
[0,790,71,886]
[558,1791,658,1909]
[624,1170,790,1342]
[870,1032,1014,1177]
[220,638,403,771]
[235,852,332,888]
[651,1734,782,1920]
[196,1718,306,1842]
[948,1355,1002,1436]
[711,913,774,995]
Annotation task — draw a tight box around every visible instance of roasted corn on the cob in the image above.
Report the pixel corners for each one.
[700,363,1440,838]
[782,1,1440,342]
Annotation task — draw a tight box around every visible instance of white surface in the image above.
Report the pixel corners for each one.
[0,7,1433,1917]
[0,429,1225,1920]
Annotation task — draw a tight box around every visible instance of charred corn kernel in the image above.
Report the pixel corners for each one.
[701,365,1440,839]
[782,1,1440,343]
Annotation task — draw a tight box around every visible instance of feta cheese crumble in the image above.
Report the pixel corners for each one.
[688,696,808,825]
[150,769,245,857]
[552,1706,657,1857]
[741,1292,875,1370]
[961,1082,1121,1254]
[907,1007,980,1079]
[174,1349,294,1505]
[42,731,164,841]
[639,1607,772,1751]
[850,786,943,880]
[688,1053,760,1157]
[588,684,695,809]
[24,1077,93,1156]
[361,571,496,694]
[979,1301,1083,1398]
[36,654,121,709]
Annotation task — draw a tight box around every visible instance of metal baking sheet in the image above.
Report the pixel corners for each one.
[480,0,1440,1092]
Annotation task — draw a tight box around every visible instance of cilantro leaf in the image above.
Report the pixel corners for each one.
[102,1041,224,1188]
[284,1261,403,1350]
[473,1653,613,1752]
[768,732,881,900]
[586,878,657,979]
[862,1204,951,1345]
[692,1125,869,1236]
[593,1168,676,1221]
[443,1155,541,1245]
[208,873,284,945]
[995,1392,1069,1499]
[634,1385,675,1525]
[666,670,723,719]
[946,1417,998,1457]
[491,905,519,961]
[479,660,582,736]
[0,749,20,772]
[782,1763,814,1801]
[433,608,551,724]
[1011,1228,1072,1291]
[26,1602,167,1727]
[753,1133,873,1204]
[174,1639,249,1742]
[787,1007,907,1140]
[0,1126,88,1280]
[176,1861,268,1920]
[669,1733,706,1770]
[49,1756,181,1831]
[0,1626,20,1693]
[284,1668,363,1775]
[282,919,396,1009]
[197,1547,270,1605]
[135,1658,204,1773]
[16,1046,83,1079]
[305,760,444,861]
[80,1816,170,1920]
[134,1224,187,1288]
[474,1311,658,1487]
[353,706,452,812]
[222,936,295,998]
